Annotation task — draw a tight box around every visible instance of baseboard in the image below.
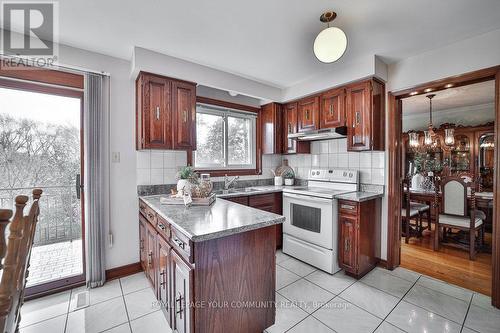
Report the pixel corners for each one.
[105,262,142,281]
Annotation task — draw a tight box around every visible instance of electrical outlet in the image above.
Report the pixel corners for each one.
[112,152,120,163]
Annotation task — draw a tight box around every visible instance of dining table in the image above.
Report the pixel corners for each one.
[405,188,494,251]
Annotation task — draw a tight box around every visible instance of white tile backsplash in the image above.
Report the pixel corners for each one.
[285,138,385,186]
[150,152,164,168]
[136,150,282,185]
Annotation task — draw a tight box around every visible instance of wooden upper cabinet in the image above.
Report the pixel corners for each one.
[136,72,196,151]
[320,88,346,129]
[136,73,172,149]
[172,80,197,150]
[346,79,385,151]
[297,96,320,132]
[261,103,282,154]
[283,102,310,154]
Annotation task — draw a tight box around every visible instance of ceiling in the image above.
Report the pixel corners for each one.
[402,80,495,115]
[7,0,500,88]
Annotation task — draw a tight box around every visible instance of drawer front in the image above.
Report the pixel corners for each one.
[248,193,275,208]
[171,227,193,263]
[139,199,148,217]
[156,215,171,240]
[339,200,358,215]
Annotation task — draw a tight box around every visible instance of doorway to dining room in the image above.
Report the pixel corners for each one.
[399,80,495,296]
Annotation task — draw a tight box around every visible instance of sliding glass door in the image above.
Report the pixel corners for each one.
[0,80,85,295]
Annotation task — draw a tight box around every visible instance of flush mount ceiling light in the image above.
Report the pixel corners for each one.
[313,11,347,63]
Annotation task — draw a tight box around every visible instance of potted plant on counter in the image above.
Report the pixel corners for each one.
[176,166,198,193]
[282,169,295,186]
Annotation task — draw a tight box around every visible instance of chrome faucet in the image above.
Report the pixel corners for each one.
[224,175,239,190]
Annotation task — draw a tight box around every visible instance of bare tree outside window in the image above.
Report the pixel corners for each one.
[194,105,256,169]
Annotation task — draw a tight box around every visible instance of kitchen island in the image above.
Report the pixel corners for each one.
[138,195,284,333]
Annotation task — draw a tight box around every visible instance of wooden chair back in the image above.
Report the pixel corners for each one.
[0,189,43,332]
[441,176,469,217]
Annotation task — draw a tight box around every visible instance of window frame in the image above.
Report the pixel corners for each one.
[193,97,262,177]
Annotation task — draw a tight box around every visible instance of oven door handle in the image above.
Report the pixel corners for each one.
[283,193,333,204]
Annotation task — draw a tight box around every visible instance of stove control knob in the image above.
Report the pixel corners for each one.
[343,171,347,177]
[349,172,353,178]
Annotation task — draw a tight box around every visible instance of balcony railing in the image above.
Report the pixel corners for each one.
[0,185,81,246]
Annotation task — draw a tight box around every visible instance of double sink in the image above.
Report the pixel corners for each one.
[214,187,265,195]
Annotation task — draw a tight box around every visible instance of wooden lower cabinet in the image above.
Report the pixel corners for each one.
[145,221,156,287]
[338,198,381,279]
[225,193,283,248]
[171,250,193,333]
[139,217,147,272]
[157,236,172,327]
[139,198,276,333]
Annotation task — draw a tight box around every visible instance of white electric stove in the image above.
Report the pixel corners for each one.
[282,169,359,274]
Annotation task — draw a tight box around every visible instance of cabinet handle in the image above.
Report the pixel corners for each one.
[176,292,184,319]
[147,212,154,220]
[183,110,188,123]
[341,204,356,210]
[355,111,361,126]
[140,239,144,250]
[155,106,160,120]
[344,238,350,252]
[173,237,185,250]
[288,123,292,133]
[158,223,165,230]
[160,270,167,286]
[329,105,334,115]
[147,251,153,267]
[305,109,310,120]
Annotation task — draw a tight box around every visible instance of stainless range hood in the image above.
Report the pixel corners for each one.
[288,126,347,141]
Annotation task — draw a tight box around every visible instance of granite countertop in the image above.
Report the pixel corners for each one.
[335,191,384,202]
[140,195,285,242]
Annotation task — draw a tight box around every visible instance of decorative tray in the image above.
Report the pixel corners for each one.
[159,193,216,206]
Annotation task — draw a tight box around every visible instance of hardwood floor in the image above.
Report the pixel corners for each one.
[400,230,492,296]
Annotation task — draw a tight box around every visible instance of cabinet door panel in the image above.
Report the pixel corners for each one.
[347,81,371,151]
[139,218,147,271]
[339,215,357,272]
[144,76,172,149]
[320,88,345,129]
[284,103,298,153]
[172,81,196,150]
[172,251,192,333]
[261,103,282,154]
[297,96,319,132]
[146,223,156,287]
[157,237,172,326]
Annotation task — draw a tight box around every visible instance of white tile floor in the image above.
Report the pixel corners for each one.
[21,251,500,333]
[20,273,170,333]
[272,250,500,333]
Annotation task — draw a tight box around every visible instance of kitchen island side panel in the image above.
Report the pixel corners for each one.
[193,225,276,333]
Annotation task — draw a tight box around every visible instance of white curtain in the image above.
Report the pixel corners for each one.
[84,72,110,288]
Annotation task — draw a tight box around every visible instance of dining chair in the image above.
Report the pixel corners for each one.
[402,177,421,243]
[434,176,484,260]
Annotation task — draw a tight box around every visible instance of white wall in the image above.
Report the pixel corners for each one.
[402,103,495,131]
[132,47,282,103]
